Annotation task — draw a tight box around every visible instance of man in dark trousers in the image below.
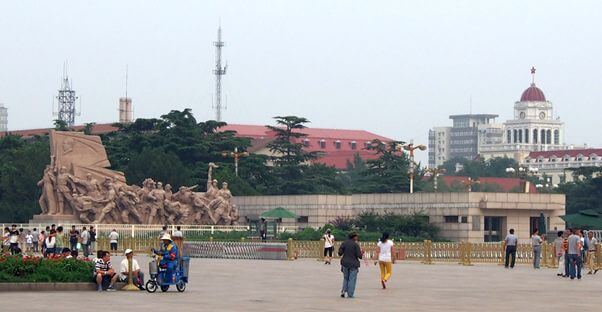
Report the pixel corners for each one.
[503,228,518,268]
[338,232,362,298]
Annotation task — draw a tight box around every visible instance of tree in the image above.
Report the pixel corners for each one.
[266,116,319,166]
[53,119,69,131]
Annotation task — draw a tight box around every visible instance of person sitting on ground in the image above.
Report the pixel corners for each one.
[94,250,118,291]
[120,249,145,290]
[61,247,72,259]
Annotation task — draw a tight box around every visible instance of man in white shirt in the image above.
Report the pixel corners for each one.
[80,227,90,258]
[120,249,145,290]
[531,229,543,269]
[586,231,598,274]
[108,229,119,255]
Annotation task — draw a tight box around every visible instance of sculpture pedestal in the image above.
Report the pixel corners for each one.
[29,214,81,225]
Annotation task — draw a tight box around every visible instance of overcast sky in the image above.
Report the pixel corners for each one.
[1,1,601,163]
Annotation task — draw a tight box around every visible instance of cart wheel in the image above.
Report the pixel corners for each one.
[146,281,157,293]
[160,285,170,292]
[176,280,186,292]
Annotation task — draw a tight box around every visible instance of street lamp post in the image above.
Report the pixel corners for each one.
[402,143,427,194]
[221,147,249,177]
[425,168,446,191]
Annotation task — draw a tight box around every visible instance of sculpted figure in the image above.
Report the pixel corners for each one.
[37,165,57,215]
[229,204,240,225]
[148,182,166,224]
[55,166,75,215]
[211,182,233,225]
[94,178,120,223]
[163,184,183,224]
[71,193,97,224]
[70,173,101,198]
[116,183,143,224]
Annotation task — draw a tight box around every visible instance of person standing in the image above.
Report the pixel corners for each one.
[108,229,119,255]
[563,229,571,277]
[89,226,97,255]
[260,218,268,241]
[586,231,598,274]
[38,230,46,256]
[567,229,583,280]
[17,228,26,253]
[31,228,39,253]
[338,232,362,298]
[531,229,542,269]
[69,225,79,251]
[375,232,395,289]
[8,225,19,255]
[323,230,335,265]
[172,226,183,238]
[81,227,90,258]
[553,231,565,277]
[45,230,57,258]
[55,226,65,250]
[25,230,34,254]
[504,229,518,269]
[2,227,10,254]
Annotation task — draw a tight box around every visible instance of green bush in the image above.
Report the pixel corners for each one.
[0,256,94,283]
[280,212,443,242]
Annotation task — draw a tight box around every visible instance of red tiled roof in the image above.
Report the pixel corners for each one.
[440,176,538,193]
[221,124,391,142]
[312,150,381,169]
[520,84,546,102]
[527,148,602,159]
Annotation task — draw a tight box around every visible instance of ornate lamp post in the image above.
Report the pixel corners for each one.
[463,177,480,192]
[402,143,427,194]
[221,147,249,177]
[425,168,447,191]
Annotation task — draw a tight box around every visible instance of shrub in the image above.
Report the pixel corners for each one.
[0,256,94,283]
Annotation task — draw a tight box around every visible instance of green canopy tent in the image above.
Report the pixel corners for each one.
[561,210,602,230]
[260,207,298,220]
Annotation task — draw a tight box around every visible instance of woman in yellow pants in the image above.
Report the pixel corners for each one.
[374,232,395,289]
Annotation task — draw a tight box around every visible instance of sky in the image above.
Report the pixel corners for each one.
[1,0,601,164]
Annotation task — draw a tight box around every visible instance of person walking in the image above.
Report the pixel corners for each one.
[108,229,119,255]
[553,231,565,277]
[338,232,363,298]
[586,231,598,274]
[567,229,583,280]
[504,229,518,268]
[531,229,542,269]
[81,227,90,258]
[323,230,335,265]
[375,232,395,289]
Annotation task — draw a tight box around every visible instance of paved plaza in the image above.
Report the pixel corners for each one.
[2,257,602,311]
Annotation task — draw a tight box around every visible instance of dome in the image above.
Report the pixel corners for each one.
[520,83,546,102]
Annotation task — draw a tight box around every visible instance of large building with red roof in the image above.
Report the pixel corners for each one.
[524,148,602,184]
[220,124,392,169]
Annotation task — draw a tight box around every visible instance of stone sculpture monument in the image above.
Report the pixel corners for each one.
[31,130,240,225]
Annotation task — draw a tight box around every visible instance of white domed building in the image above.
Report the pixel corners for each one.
[479,67,568,162]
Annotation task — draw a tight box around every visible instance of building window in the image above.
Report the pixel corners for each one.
[546,129,552,144]
[513,129,518,143]
[507,130,511,143]
[554,129,559,145]
[541,130,546,145]
[524,129,529,143]
[533,129,538,144]
[444,216,459,223]
[303,139,310,147]
[297,216,309,223]
[319,139,326,149]
[461,216,468,224]
[334,140,341,149]
[350,141,357,150]
[518,129,522,143]
[472,216,481,231]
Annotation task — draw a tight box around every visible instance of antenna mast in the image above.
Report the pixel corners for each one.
[55,62,79,127]
[213,26,227,122]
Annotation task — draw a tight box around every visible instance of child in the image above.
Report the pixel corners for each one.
[25,231,34,254]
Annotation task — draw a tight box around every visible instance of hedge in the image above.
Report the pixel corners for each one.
[0,256,94,283]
